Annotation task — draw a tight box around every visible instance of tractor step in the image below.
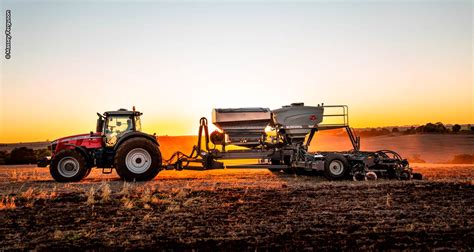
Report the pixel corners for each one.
[102,167,114,174]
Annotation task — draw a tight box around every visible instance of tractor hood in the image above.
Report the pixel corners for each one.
[51,133,102,145]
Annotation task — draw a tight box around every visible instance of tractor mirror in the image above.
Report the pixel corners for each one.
[96,118,104,133]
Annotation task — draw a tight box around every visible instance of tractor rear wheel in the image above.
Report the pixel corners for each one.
[50,149,89,182]
[114,138,162,181]
[324,153,350,180]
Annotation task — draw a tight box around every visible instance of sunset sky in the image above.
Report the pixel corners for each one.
[0,0,472,143]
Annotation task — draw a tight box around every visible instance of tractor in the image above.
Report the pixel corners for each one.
[48,108,162,182]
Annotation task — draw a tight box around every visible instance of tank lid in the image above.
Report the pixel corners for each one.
[214,107,270,113]
[290,103,304,106]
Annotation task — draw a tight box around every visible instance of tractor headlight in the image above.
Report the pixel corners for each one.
[50,140,58,152]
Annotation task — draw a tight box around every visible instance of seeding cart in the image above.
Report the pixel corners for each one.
[45,104,421,182]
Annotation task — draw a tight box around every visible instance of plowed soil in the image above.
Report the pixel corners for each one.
[0,165,473,250]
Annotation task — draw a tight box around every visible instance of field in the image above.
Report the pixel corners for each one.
[309,133,474,163]
[3,134,473,164]
[0,164,473,250]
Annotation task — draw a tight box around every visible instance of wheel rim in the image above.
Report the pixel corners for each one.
[125,148,152,174]
[58,157,80,178]
[329,160,344,176]
[400,171,410,180]
[365,171,378,180]
[353,171,365,181]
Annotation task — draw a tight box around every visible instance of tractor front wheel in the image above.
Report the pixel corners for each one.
[50,149,89,182]
[114,138,162,181]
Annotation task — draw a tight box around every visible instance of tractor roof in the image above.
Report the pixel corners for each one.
[104,108,142,116]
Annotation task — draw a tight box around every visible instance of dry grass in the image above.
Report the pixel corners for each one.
[86,187,95,205]
[21,187,34,199]
[119,181,132,196]
[140,187,152,203]
[0,196,16,209]
[21,187,35,207]
[386,193,393,208]
[122,197,134,209]
[100,182,112,202]
[53,230,64,240]
[0,164,473,250]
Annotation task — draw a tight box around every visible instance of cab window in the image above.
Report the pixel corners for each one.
[135,116,142,131]
[105,115,133,135]
[104,115,134,147]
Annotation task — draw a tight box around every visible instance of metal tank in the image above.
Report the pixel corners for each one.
[212,107,271,147]
[271,103,324,144]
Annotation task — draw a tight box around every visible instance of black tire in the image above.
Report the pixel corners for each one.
[282,168,295,174]
[324,153,350,180]
[268,169,281,173]
[50,149,89,182]
[84,167,92,178]
[268,158,282,173]
[114,138,162,181]
[399,170,411,180]
[412,172,423,180]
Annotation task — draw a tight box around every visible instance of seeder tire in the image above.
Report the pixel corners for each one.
[324,153,350,180]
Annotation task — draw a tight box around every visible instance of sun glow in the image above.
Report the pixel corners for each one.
[1,1,472,143]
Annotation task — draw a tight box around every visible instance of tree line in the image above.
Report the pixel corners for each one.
[357,122,474,137]
[0,148,51,165]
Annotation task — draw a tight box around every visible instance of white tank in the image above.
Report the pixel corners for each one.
[272,103,324,143]
[212,108,271,147]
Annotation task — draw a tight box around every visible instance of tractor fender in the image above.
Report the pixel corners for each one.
[113,132,159,152]
[61,144,94,168]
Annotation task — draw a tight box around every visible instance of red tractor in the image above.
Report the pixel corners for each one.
[48,108,162,182]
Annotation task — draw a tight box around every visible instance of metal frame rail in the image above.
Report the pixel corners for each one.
[307,105,360,151]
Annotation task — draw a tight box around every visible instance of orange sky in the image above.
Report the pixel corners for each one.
[0,1,472,143]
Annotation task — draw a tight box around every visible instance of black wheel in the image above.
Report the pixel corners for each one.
[282,168,295,174]
[412,172,423,180]
[281,155,295,174]
[50,149,89,182]
[84,167,92,178]
[114,138,162,181]
[399,170,411,180]
[324,153,350,180]
[268,158,282,173]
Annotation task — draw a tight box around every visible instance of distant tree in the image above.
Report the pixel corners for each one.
[435,122,447,133]
[452,124,461,133]
[424,123,434,133]
[403,126,416,135]
[9,147,36,164]
[392,127,399,133]
[416,125,425,133]
[420,122,447,133]
[380,128,390,135]
[471,126,474,132]
[0,151,9,165]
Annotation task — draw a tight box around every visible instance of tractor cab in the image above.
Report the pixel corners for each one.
[97,108,143,147]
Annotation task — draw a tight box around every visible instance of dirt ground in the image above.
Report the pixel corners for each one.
[0,164,473,250]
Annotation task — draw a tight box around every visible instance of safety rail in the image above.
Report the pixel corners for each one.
[315,105,360,151]
[317,105,349,130]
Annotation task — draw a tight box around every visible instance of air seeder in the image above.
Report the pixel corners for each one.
[46,104,421,182]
